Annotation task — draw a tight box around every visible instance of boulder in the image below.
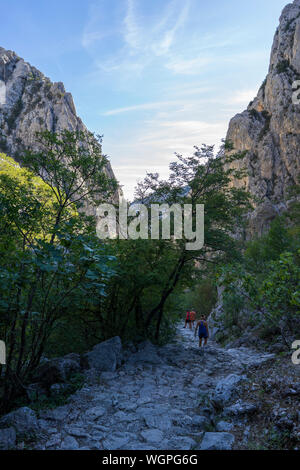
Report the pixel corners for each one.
[102,432,133,450]
[137,407,172,430]
[0,427,16,449]
[50,383,72,397]
[0,407,38,435]
[83,336,122,372]
[212,374,247,409]
[216,421,234,432]
[61,435,79,450]
[166,436,197,450]
[199,432,235,450]
[39,405,69,422]
[141,429,164,444]
[26,382,47,401]
[191,415,211,431]
[63,353,81,367]
[223,400,258,418]
[85,406,106,421]
[33,355,81,387]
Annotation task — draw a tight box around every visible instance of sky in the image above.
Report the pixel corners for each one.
[1,0,289,199]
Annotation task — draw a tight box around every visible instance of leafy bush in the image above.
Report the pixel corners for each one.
[217,214,300,344]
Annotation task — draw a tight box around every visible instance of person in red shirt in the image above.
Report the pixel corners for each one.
[184,311,192,329]
[190,310,196,329]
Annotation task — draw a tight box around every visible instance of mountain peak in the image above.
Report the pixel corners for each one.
[226,2,300,237]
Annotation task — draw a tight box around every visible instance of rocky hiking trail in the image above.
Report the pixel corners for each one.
[1,325,280,451]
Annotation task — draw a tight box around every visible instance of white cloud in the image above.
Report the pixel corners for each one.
[123,0,141,50]
[165,56,213,75]
[102,82,258,199]
[104,116,228,199]
[138,120,227,150]
[82,30,103,48]
[82,0,192,76]
[123,0,190,56]
[230,89,257,104]
[102,100,185,115]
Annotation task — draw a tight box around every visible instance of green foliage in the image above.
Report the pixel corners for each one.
[0,130,118,411]
[12,373,85,413]
[182,277,217,319]
[276,60,290,74]
[218,213,300,343]
[107,143,252,341]
[249,109,260,120]
[259,251,300,323]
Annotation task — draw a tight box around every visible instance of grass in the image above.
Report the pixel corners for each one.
[248,428,291,450]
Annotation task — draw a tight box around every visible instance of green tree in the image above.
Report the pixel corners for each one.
[0,130,118,410]
[100,144,252,341]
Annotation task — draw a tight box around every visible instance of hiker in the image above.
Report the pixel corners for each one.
[184,310,192,329]
[190,310,196,329]
[195,315,209,347]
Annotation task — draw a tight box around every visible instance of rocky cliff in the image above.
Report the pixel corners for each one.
[226,0,300,236]
[0,47,117,208]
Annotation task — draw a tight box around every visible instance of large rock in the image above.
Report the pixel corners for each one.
[225,0,300,237]
[212,374,247,409]
[137,407,172,431]
[216,421,234,432]
[0,407,38,435]
[102,432,134,450]
[83,336,122,372]
[199,432,235,450]
[191,415,211,431]
[26,382,47,401]
[0,427,16,449]
[33,355,81,387]
[166,436,197,450]
[85,406,106,421]
[61,435,79,450]
[39,405,70,422]
[223,400,259,418]
[141,429,164,444]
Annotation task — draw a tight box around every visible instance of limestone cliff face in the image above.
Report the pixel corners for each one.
[226,0,300,236]
[0,47,117,210]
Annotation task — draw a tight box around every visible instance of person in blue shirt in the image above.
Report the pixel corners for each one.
[194,315,209,347]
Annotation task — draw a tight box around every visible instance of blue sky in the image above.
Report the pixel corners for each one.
[2,0,288,198]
